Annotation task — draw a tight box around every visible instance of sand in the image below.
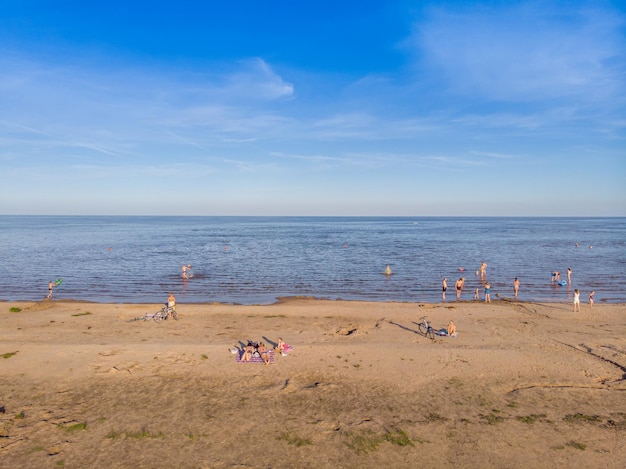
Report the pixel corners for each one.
[0,298,624,468]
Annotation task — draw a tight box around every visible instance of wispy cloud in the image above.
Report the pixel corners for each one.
[411,2,626,103]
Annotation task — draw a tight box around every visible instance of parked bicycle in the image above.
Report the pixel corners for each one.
[153,304,178,322]
[418,316,436,340]
[128,304,178,323]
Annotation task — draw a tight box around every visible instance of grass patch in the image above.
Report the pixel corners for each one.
[345,430,382,454]
[15,411,25,419]
[507,401,518,409]
[71,311,92,317]
[106,428,164,440]
[425,413,448,422]
[277,432,313,447]
[9,307,21,313]
[566,440,587,450]
[564,413,601,423]
[58,422,87,432]
[2,351,18,359]
[517,414,547,424]
[480,413,504,425]
[345,428,414,453]
[384,429,414,447]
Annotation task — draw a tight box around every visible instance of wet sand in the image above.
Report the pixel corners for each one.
[1,299,625,468]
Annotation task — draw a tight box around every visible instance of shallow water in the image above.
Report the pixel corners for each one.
[0,216,624,304]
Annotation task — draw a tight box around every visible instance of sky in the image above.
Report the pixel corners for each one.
[0,0,625,216]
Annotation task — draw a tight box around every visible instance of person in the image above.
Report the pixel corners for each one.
[447,320,457,337]
[455,278,463,300]
[385,265,392,275]
[567,267,572,284]
[474,288,480,300]
[573,289,580,312]
[480,261,487,277]
[186,264,192,278]
[258,342,271,365]
[182,264,188,279]
[484,282,491,303]
[551,271,560,283]
[442,277,447,301]
[241,343,255,362]
[588,290,595,308]
[47,281,54,299]
[167,292,176,316]
[514,278,520,297]
[275,337,292,356]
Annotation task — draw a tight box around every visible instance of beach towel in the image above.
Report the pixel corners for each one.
[236,349,275,364]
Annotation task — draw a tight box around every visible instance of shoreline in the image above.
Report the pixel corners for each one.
[2,295,622,307]
[1,298,624,468]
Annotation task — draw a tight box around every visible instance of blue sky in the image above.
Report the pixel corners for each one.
[1,0,625,216]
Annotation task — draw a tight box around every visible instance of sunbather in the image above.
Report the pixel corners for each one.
[258,342,271,365]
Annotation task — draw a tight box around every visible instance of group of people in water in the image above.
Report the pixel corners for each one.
[439,262,594,312]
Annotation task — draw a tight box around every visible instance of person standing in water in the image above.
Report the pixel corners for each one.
[484,282,491,303]
[455,278,463,300]
[514,278,520,298]
[442,277,447,301]
[47,281,54,299]
[567,267,572,284]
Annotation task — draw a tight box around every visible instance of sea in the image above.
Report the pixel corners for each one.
[0,216,624,305]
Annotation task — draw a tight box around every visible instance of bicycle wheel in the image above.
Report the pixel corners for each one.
[153,310,165,323]
[418,321,428,335]
[172,309,178,320]
[426,327,435,340]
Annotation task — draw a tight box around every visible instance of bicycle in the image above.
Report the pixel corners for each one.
[153,304,178,322]
[418,316,436,340]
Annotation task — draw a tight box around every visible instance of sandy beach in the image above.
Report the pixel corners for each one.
[1,298,624,468]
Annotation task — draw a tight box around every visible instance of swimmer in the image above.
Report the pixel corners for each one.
[474,288,479,300]
[480,261,487,277]
[47,281,54,299]
[551,271,560,283]
[455,278,463,300]
[385,265,392,275]
[442,277,447,301]
[567,267,572,284]
[514,278,520,297]
[182,264,188,279]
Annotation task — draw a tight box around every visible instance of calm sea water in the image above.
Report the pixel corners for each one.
[0,216,624,304]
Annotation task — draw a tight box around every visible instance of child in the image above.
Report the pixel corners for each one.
[573,289,580,312]
[484,282,491,303]
[275,337,291,356]
[588,290,595,308]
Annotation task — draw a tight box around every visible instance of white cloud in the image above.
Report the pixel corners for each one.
[412,2,625,102]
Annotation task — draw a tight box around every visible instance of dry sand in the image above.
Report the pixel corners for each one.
[0,298,625,468]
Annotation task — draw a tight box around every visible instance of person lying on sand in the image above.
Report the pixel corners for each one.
[257,342,271,365]
[241,343,255,362]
